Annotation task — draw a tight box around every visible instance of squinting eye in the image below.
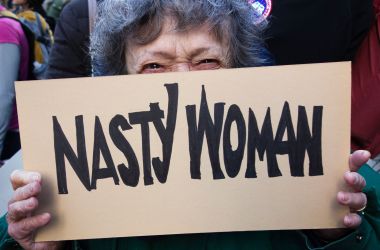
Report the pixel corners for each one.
[141,63,164,74]
[194,59,221,70]
[199,59,217,64]
[144,63,162,70]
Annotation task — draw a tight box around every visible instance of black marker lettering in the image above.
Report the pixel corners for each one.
[246,108,282,178]
[297,106,324,176]
[223,105,246,178]
[129,106,163,185]
[274,102,299,176]
[109,115,140,187]
[186,85,225,180]
[149,83,178,184]
[53,116,91,194]
[91,116,119,190]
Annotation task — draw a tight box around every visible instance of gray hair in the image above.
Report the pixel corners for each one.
[91,0,272,76]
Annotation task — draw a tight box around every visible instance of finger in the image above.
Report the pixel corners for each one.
[344,172,366,191]
[8,213,51,240]
[10,170,41,190]
[349,150,371,172]
[337,191,367,211]
[9,182,42,204]
[343,213,362,229]
[7,197,39,222]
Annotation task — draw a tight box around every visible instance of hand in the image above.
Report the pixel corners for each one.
[311,150,370,241]
[6,170,64,250]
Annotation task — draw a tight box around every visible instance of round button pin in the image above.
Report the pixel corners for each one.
[248,0,272,23]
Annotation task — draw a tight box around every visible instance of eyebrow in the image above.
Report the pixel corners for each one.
[188,47,214,58]
[144,47,215,60]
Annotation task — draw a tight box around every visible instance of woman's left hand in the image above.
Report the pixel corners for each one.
[311,150,371,241]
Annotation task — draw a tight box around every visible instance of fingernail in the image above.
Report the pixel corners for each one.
[27,199,35,209]
[354,174,359,185]
[42,213,51,221]
[29,184,35,194]
[339,192,348,202]
[347,172,358,184]
[344,171,351,179]
[361,150,370,158]
[31,174,40,182]
[344,216,351,226]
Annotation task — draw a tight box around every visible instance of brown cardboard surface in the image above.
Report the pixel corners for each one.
[15,62,351,241]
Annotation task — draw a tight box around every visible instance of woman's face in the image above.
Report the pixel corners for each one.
[126,19,230,74]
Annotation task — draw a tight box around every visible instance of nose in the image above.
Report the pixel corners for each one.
[173,63,191,72]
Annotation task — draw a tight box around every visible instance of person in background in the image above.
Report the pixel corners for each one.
[12,0,54,79]
[13,0,55,29]
[45,0,100,79]
[351,0,380,172]
[43,0,70,23]
[0,0,12,9]
[1,1,379,249]
[266,0,374,65]
[0,3,30,164]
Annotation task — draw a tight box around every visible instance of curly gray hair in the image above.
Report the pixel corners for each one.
[91,0,272,76]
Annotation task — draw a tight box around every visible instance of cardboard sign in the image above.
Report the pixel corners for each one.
[16,62,351,241]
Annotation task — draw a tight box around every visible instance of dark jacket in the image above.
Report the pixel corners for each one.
[267,0,374,65]
[351,0,380,156]
[45,0,94,79]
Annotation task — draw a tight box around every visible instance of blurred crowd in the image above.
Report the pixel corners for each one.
[0,0,68,165]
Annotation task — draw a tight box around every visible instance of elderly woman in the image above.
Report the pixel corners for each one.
[1,0,380,249]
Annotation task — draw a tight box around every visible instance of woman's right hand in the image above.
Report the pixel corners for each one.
[6,170,64,250]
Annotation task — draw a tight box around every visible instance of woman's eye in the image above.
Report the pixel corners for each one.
[141,63,164,74]
[195,59,221,70]
[146,63,161,69]
[199,59,216,64]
